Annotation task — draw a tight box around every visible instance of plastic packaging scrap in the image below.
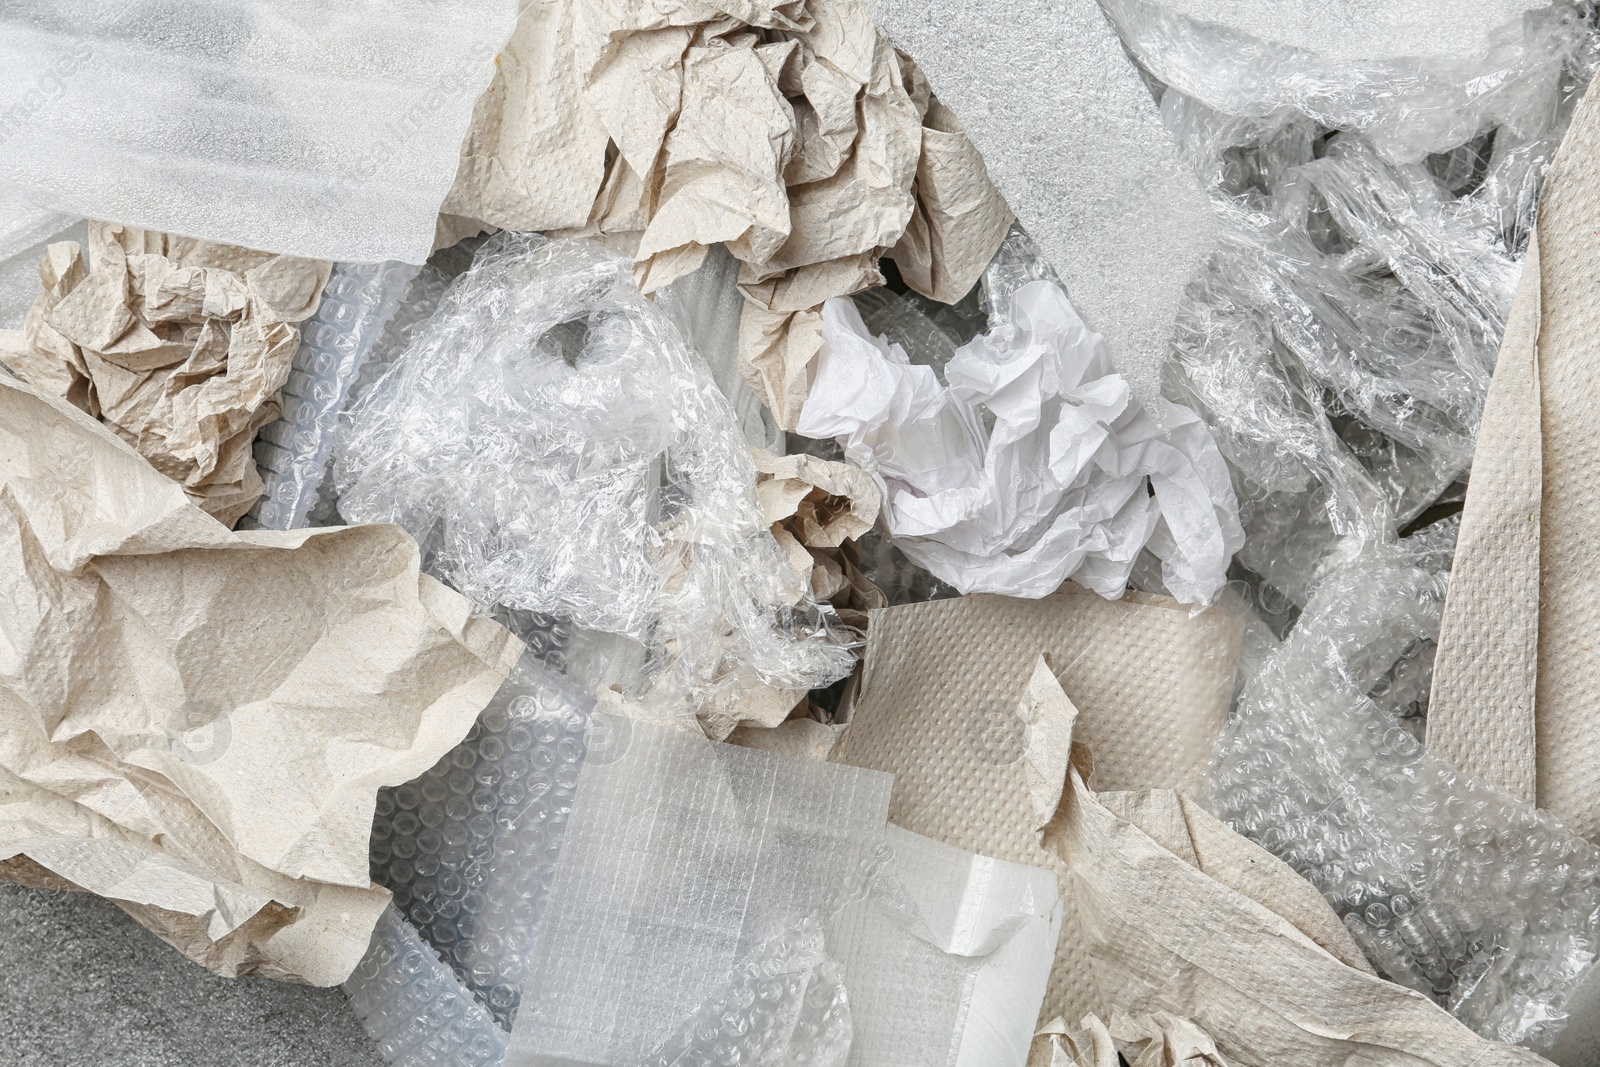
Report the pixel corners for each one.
[0,189,77,329]
[799,228,1243,604]
[344,906,509,1067]
[0,0,517,264]
[350,647,1059,1067]
[368,658,590,1033]
[0,220,331,525]
[1213,521,1600,1054]
[830,824,1061,1067]
[334,231,855,718]
[1104,0,1599,610]
[243,260,421,531]
[657,245,783,454]
[504,712,894,1066]
[860,0,1218,408]
[1149,0,1545,63]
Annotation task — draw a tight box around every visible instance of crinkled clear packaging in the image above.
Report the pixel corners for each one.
[334,232,854,713]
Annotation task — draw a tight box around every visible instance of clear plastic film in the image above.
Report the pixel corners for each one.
[1213,522,1600,1053]
[656,245,783,454]
[334,232,855,715]
[798,229,1243,604]
[1104,0,1600,613]
[343,905,509,1067]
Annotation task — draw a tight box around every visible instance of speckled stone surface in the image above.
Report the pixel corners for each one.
[0,881,383,1067]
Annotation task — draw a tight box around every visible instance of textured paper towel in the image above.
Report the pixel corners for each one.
[832,588,1251,1023]
[1049,755,1549,1067]
[0,373,522,983]
[862,0,1217,405]
[1428,78,1600,837]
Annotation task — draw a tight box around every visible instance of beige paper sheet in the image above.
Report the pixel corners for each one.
[1049,754,1548,1067]
[0,374,522,984]
[0,222,330,526]
[831,588,1249,1023]
[444,0,1010,431]
[1428,79,1600,836]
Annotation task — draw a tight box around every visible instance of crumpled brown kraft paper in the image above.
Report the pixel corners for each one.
[1428,78,1600,837]
[1030,1015,1119,1067]
[443,0,1010,431]
[0,374,522,984]
[1109,1012,1230,1067]
[728,715,846,761]
[0,221,330,527]
[751,443,884,621]
[830,588,1249,1024]
[1047,732,1549,1067]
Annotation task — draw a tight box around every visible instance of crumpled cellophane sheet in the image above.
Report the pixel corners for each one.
[334,232,855,725]
[0,0,518,263]
[443,0,1013,431]
[0,221,331,526]
[0,372,523,985]
[1109,0,1596,618]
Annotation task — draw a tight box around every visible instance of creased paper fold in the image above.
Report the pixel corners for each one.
[0,373,521,984]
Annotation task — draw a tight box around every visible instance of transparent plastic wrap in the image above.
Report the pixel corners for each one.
[505,714,894,1066]
[243,261,420,530]
[357,655,1057,1067]
[309,237,486,527]
[1213,522,1600,1053]
[1102,0,1596,174]
[799,255,1243,604]
[334,233,855,714]
[657,245,782,453]
[0,213,83,331]
[1107,0,1599,611]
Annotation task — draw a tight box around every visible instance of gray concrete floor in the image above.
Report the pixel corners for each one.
[0,881,384,1067]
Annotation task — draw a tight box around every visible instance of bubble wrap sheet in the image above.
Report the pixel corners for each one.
[244,261,419,530]
[345,906,509,1067]
[368,658,590,1032]
[861,0,1217,405]
[1214,523,1600,1054]
[334,233,854,713]
[505,713,894,1067]
[0,1,516,263]
[1151,0,1542,62]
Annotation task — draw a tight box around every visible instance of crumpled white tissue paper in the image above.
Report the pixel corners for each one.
[798,281,1242,602]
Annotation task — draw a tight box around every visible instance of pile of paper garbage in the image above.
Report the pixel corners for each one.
[3,1,1600,1065]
